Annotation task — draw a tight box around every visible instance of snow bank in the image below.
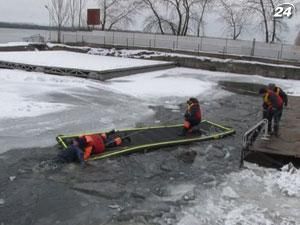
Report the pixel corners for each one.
[0,50,168,71]
[0,42,30,47]
[265,163,300,198]
[87,47,300,69]
[46,43,91,51]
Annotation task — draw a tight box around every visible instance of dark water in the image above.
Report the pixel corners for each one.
[0,90,262,225]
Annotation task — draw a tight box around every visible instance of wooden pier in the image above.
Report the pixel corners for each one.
[244,96,300,167]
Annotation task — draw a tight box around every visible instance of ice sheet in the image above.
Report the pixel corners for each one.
[177,163,300,225]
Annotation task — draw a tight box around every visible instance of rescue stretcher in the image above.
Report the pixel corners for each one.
[56,120,235,161]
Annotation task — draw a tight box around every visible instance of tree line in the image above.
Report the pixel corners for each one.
[47,0,297,43]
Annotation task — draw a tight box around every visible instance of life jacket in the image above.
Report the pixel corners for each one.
[264,90,283,110]
[100,133,107,141]
[277,94,283,109]
[274,87,280,96]
[187,102,201,121]
[274,87,286,105]
[83,134,105,154]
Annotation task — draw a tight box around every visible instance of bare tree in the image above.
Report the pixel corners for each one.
[142,0,180,34]
[191,0,214,36]
[78,0,87,28]
[260,0,269,42]
[294,3,300,45]
[142,0,198,35]
[142,0,164,34]
[247,0,270,42]
[69,0,78,30]
[164,0,197,35]
[48,0,70,42]
[182,0,193,35]
[269,0,289,43]
[218,0,250,40]
[97,0,141,31]
[295,31,300,45]
[247,0,290,43]
[166,0,184,35]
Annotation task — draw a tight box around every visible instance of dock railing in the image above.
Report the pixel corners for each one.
[240,119,269,167]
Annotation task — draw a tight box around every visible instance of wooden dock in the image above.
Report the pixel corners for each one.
[248,96,300,160]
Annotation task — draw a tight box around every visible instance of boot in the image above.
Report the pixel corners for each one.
[274,125,279,137]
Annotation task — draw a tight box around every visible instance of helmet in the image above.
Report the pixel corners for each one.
[268,83,276,90]
[259,87,267,94]
[189,97,199,104]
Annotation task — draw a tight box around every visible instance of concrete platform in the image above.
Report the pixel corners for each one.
[249,96,300,158]
[0,50,176,81]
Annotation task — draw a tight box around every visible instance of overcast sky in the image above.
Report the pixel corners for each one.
[0,0,97,25]
[0,0,49,25]
[0,0,299,44]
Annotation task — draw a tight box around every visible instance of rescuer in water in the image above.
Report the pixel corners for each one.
[57,130,130,166]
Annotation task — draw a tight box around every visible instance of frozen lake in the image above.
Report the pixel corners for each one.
[0,28,49,43]
[1,67,300,153]
[0,65,300,225]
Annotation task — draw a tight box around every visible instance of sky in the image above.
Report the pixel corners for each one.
[0,0,98,25]
[0,0,299,44]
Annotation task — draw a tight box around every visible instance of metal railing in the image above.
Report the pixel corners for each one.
[240,119,269,167]
[242,119,269,150]
[48,30,300,62]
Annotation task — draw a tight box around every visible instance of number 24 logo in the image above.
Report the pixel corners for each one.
[274,3,296,18]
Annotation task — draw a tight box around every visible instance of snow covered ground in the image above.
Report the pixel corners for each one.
[0,41,31,47]
[0,50,168,71]
[88,47,300,69]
